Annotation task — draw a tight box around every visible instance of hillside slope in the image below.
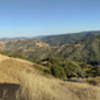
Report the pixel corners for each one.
[55,35,100,66]
[0,54,35,83]
[0,54,100,100]
[0,39,51,62]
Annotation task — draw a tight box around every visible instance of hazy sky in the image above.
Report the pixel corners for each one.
[0,0,100,37]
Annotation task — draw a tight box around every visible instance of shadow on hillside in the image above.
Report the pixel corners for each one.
[0,83,20,100]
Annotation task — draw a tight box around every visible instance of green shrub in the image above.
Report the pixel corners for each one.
[42,57,98,79]
[50,64,66,79]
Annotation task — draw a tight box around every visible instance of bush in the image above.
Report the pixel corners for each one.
[41,57,99,79]
[50,64,66,79]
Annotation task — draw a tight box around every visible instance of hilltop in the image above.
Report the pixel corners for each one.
[0,54,34,83]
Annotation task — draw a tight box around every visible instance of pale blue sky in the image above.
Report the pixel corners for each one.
[0,0,100,37]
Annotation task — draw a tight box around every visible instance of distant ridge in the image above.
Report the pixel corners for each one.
[0,30,100,41]
[40,30,100,46]
[0,31,100,65]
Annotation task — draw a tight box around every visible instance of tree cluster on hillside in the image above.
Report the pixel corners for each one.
[42,57,100,80]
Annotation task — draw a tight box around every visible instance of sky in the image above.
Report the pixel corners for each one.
[0,0,100,37]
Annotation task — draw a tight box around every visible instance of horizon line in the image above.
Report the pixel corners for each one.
[0,30,100,39]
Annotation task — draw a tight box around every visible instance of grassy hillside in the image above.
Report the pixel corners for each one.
[0,54,35,83]
[0,54,100,100]
[17,71,100,100]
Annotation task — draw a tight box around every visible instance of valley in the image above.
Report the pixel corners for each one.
[0,31,100,100]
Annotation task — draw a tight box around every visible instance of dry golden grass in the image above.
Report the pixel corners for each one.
[70,77,100,86]
[0,54,100,100]
[16,71,100,100]
[0,54,9,62]
[0,55,36,83]
[16,71,71,100]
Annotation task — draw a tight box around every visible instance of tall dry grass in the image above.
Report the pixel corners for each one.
[16,71,60,100]
[16,71,100,100]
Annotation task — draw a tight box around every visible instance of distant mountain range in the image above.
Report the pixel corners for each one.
[0,31,100,66]
[40,31,100,46]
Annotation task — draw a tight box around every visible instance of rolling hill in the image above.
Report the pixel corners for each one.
[0,54,35,83]
[0,54,100,100]
[0,31,100,67]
